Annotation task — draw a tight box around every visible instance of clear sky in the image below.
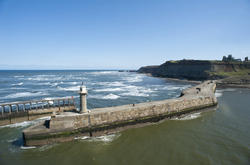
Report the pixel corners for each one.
[0,0,250,69]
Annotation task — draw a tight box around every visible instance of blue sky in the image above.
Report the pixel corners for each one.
[0,0,250,69]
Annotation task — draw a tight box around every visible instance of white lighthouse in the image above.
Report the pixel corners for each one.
[79,85,87,113]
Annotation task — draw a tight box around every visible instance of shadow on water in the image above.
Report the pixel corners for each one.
[11,137,24,148]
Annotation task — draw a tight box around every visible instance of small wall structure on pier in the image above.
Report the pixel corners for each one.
[23,81,217,146]
[0,97,76,126]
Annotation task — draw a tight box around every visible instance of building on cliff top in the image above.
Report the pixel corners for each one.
[222,54,242,62]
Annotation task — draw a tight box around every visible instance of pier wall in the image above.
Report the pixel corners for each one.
[23,81,217,146]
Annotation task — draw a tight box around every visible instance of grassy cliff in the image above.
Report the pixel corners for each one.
[137,60,250,81]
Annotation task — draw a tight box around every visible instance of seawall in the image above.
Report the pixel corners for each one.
[23,81,217,146]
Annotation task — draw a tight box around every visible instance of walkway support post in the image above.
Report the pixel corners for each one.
[79,85,87,113]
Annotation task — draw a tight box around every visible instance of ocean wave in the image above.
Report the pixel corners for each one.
[162,85,191,91]
[1,92,48,99]
[219,88,236,92]
[7,138,18,143]
[93,87,125,92]
[122,75,143,83]
[14,75,24,78]
[103,94,120,99]
[171,112,201,120]
[89,71,119,75]
[120,85,155,97]
[67,82,78,85]
[20,146,36,150]
[11,82,23,86]
[27,75,63,81]
[57,86,80,91]
[50,82,64,87]
[215,88,237,98]
[10,87,27,90]
[88,94,120,100]
[120,91,149,97]
[215,89,225,98]
[93,81,126,87]
[215,92,222,98]
[75,133,120,143]
[37,82,51,85]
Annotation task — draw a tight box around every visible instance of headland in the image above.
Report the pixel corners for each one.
[137,56,250,88]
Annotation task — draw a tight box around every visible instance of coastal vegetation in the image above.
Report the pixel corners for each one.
[137,56,250,87]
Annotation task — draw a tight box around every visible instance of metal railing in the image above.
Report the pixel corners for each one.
[0,97,76,116]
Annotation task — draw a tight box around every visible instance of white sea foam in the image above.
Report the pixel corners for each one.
[102,94,120,99]
[27,75,63,81]
[75,134,120,143]
[89,71,119,75]
[68,82,78,85]
[11,82,23,86]
[74,136,90,140]
[37,82,51,85]
[94,88,125,92]
[7,138,18,143]
[120,85,155,97]
[0,116,51,129]
[122,75,143,83]
[1,92,47,99]
[43,97,57,104]
[215,92,222,98]
[20,146,36,150]
[43,97,59,100]
[57,86,80,91]
[220,88,236,92]
[171,112,201,120]
[14,75,24,78]
[215,88,237,98]
[10,87,27,90]
[121,91,149,97]
[94,81,126,87]
[162,85,191,91]
[88,94,120,100]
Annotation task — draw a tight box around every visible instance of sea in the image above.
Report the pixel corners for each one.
[0,70,249,165]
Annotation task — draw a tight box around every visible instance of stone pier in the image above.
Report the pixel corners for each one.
[23,81,217,146]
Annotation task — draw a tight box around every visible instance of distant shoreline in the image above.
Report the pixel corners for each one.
[137,59,250,89]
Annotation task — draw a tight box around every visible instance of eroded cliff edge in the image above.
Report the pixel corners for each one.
[137,60,250,86]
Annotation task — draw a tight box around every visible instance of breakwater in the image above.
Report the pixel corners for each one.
[23,81,217,146]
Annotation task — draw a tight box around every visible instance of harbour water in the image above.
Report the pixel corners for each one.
[0,70,249,165]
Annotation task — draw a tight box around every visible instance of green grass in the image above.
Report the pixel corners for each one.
[208,69,250,77]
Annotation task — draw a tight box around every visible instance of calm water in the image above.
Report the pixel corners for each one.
[0,71,249,165]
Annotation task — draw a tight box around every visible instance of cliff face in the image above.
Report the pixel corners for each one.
[138,60,250,80]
